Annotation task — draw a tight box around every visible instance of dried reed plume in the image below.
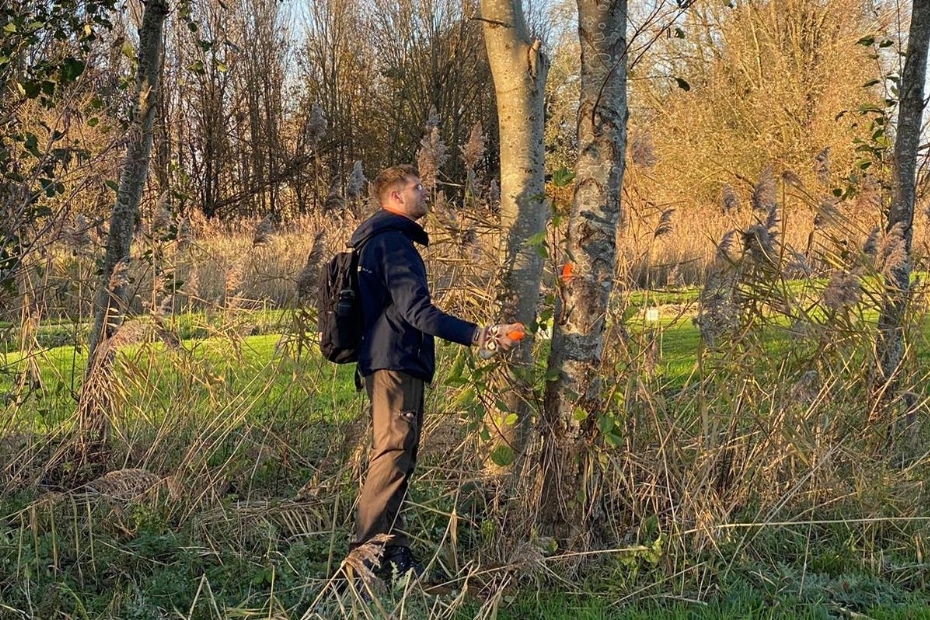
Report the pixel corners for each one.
[337,532,391,592]
[252,214,275,246]
[781,169,803,188]
[425,105,440,130]
[631,128,657,167]
[715,229,738,262]
[863,226,880,256]
[177,216,193,250]
[65,214,92,250]
[764,197,779,231]
[345,160,367,201]
[695,272,739,349]
[152,190,171,232]
[857,175,882,211]
[751,164,776,213]
[785,249,812,278]
[323,181,345,213]
[742,223,776,267]
[721,185,739,213]
[297,231,326,301]
[108,257,131,291]
[431,191,458,228]
[653,208,675,238]
[154,294,174,316]
[877,222,909,279]
[304,102,326,150]
[814,196,840,229]
[224,261,245,308]
[465,167,480,200]
[182,264,200,301]
[461,122,486,170]
[822,269,861,312]
[814,147,830,185]
[418,126,448,191]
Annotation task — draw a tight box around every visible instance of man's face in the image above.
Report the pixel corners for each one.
[396,177,427,220]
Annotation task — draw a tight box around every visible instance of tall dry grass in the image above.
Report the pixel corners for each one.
[2,174,930,617]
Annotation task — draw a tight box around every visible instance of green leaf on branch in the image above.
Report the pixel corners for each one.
[551,167,575,188]
[674,77,691,91]
[489,445,514,467]
[59,57,86,83]
[603,431,622,448]
[24,133,40,158]
[527,231,547,246]
[21,80,41,99]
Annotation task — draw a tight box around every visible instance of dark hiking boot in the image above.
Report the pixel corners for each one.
[378,545,425,581]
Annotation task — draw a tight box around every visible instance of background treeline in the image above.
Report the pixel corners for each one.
[4,0,919,321]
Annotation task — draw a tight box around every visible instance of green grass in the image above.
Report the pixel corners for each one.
[2,330,362,429]
[3,301,930,618]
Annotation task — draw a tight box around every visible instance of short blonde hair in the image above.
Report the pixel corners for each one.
[372,164,418,204]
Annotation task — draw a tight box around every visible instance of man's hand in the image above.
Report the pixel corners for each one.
[474,323,525,358]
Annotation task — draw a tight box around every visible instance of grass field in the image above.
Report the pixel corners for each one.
[2,290,929,618]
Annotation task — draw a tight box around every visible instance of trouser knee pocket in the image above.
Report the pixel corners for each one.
[393,409,419,452]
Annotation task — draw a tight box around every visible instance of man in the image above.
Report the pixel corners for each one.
[347,164,522,578]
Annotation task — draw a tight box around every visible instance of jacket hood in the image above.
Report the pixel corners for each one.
[349,209,429,248]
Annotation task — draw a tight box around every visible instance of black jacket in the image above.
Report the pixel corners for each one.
[349,210,477,383]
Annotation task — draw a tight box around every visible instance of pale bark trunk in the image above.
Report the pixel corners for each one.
[874,1,930,429]
[540,0,627,546]
[80,0,169,451]
[479,0,549,468]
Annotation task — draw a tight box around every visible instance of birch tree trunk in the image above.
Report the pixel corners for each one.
[540,0,627,546]
[479,0,549,468]
[79,0,169,454]
[873,1,930,429]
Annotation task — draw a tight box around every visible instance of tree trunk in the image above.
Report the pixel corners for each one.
[540,0,627,548]
[873,1,930,428]
[80,0,169,454]
[479,0,549,470]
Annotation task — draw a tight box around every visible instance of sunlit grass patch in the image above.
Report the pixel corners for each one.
[2,330,363,431]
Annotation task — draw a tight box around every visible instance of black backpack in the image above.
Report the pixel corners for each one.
[317,243,365,363]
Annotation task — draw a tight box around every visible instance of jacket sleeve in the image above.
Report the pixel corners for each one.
[377,232,477,346]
